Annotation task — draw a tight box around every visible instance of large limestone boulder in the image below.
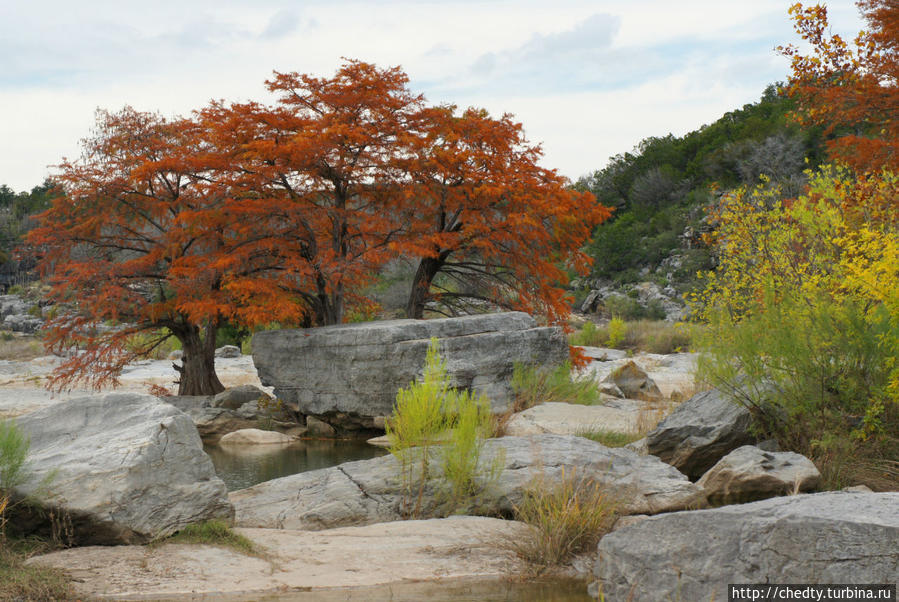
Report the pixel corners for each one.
[594,492,899,602]
[697,445,820,503]
[12,393,233,545]
[252,312,568,429]
[646,387,754,479]
[231,434,705,530]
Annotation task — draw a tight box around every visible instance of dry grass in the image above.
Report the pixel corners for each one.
[570,320,695,354]
[0,334,44,361]
[578,401,673,448]
[507,469,619,570]
[0,539,78,601]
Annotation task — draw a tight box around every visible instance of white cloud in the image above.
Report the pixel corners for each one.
[0,0,867,190]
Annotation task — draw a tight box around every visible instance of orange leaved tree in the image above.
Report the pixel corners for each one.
[26,108,296,395]
[198,60,425,325]
[402,105,610,321]
[780,0,899,173]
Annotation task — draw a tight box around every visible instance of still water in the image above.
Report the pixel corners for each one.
[204,438,389,491]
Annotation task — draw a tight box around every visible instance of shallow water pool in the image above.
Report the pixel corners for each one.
[204,438,388,491]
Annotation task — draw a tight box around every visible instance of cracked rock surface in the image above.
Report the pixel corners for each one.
[13,393,233,544]
[230,434,706,529]
[594,492,899,602]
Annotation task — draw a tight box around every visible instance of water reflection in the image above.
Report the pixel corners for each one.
[204,439,389,491]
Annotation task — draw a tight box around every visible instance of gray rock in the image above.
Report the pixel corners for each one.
[503,401,640,437]
[646,388,754,479]
[215,345,241,358]
[602,361,662,402]
[305,416,337,437]
[3,313,43,333]
[212,385,271,410]
[230,434,705,530]
[595,492,899,602]
[252,312,568,430]
[697,445,821,503]
[12,393,233,545]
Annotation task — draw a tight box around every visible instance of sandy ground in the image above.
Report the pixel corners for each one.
[28,517,535,600]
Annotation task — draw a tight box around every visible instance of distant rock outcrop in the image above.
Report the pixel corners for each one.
[252,312,568,430]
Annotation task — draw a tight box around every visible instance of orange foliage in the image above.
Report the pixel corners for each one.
[30,61,610,394]
[780,1,899,173]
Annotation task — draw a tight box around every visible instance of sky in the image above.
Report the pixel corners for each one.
[0,0,865,192]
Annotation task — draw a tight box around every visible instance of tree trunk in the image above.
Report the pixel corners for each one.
[407,255,446,319]
[174,324,224,396]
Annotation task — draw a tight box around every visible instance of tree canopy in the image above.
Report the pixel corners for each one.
[30,61,607,395]
[781,0,899,173]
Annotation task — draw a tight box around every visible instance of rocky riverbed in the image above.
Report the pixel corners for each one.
[4,313,897,600]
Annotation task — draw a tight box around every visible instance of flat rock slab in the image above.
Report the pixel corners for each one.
[252,312,568,429]
[595,492,899,602]
[231,434,705,530]
[504,401,642,436]
[697,445,821,503]
[28,517,530,599]
[12,393,232,544]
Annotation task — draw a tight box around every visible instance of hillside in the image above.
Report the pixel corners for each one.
[572,84,824,319]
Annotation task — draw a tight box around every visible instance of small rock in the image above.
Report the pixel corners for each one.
[215,345,241,358]
[696,445,821,503]
[612,514,649,531]
[843,485,874,493]
[219,429,294,445]
[212,385,271,410]
[305,416,336,437]
[367,435,391,448]
[602,361,663,402]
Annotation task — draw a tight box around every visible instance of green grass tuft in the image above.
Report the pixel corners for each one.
[510,362,601,411]
[164,520,259,556]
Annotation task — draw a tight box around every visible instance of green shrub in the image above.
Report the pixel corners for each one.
[510,470,619,567]
[697,287,899,489]
[0,420,29,496]
[510,362,601,411]
[606,317,626,348]
[569,321,602,346]
[692,173,899,490]
[387,338,498,517]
